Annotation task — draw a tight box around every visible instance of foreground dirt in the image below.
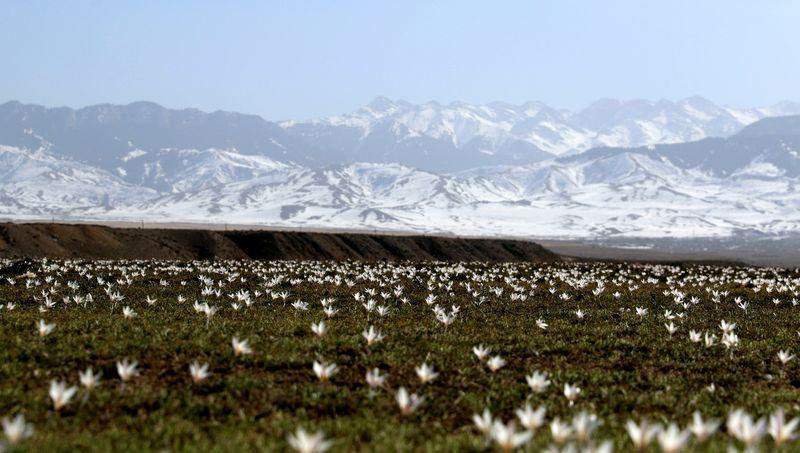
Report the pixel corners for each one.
[0,222,559,261]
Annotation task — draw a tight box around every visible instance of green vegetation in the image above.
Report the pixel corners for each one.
[2,258,800,451]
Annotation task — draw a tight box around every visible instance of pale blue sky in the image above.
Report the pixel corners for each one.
[2,0,798,119]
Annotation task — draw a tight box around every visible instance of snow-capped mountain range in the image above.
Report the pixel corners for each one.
[2,98,800,239]
[284,96,800,160]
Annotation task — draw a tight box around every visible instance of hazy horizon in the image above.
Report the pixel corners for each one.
[2,1,799,120]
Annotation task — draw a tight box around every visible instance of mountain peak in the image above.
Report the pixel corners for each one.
[365,96,398,113]
[124,100,166,110]
[584,98,625,109]
[682,95,713,104]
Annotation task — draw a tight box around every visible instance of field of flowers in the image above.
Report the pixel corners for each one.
[2,258,800,452]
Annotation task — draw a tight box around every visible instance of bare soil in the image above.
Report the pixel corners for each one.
[0,222,559,261]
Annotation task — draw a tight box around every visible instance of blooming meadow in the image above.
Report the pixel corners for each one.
[2,258,800,451]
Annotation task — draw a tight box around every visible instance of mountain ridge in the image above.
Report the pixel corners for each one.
[4,96,799,173]
[2,99,800,240]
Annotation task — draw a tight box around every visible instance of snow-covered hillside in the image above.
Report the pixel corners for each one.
[0,145,156,216]
[3,113,800,239]
[2,100,800,239]
[109,143,800,238]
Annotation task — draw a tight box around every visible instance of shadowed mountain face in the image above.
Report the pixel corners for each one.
[561,115,800,178]
[0,100,314,168]
[736,115,800,138]
[1,99,800,240]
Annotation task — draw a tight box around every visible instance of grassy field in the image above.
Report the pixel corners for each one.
[2,258,800,451]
